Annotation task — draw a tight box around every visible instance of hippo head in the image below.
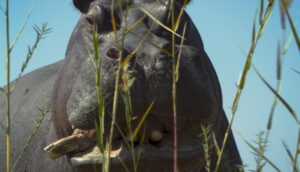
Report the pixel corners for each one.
[48,0,221,171]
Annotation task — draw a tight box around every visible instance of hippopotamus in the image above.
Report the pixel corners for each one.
[0,0,242,171]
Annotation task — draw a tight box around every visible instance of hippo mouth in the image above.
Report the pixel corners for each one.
[43,130,123,167]
[44,114,205,169]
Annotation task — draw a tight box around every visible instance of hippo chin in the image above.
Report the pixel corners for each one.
[0,0,242,171]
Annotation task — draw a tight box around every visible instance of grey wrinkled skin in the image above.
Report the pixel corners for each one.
[0,0,242,171]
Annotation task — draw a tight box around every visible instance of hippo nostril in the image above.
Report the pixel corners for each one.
[106,47,120,60]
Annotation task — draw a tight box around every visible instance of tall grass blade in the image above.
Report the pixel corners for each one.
[254,132,268,172]
[293,128,300,172]
[267,41,284,130]
[135,126,146,171]
[116,156,130,172]
[10,6,33,52]
[267,81,281,130]
[280,0,300,52]
[253,66,299,124]
[126,15,146,34]
[174,1,187,32]
[277,41,282,80]
[231,2,274,112]
[175,22,187,82]
[132,101,155,141]
[201,125,212,172]
[279,0,286,30]
[292,68,300,75]
[282,141,297,170]
[5,0,11,171]
[111,0,121,45]
[212,133,221,157]
[107,1,128,171]
[14,23,52,88]
[259,0,264,25]
[170,2,179,171]
[12,107,48,172]
[92,25,99,61]
[139,7,183,39]
[281,34,292,54]
[245,140,281,172]
[252,10,257,45]
[94,120,105,153]
[218,2,276,171]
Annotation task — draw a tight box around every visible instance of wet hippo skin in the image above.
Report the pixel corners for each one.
[0,0,242,171]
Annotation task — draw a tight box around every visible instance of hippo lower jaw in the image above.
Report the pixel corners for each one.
[44,126,204,170]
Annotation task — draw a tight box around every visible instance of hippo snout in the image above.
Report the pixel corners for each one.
[66,46,145,130]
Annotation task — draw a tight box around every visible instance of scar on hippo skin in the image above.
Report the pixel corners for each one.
[48,0,242,171]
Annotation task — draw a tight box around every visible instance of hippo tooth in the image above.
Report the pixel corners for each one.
[150,129,163,142]
[71,156,104,167]
[44,133,96,159]
[70,145,123,167]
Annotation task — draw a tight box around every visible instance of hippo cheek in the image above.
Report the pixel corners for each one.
[176,46,219,121]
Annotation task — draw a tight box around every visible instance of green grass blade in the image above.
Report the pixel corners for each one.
[281,0,300,52]
[201,125,212,172]
[10,5,33,52]
[175,22,187,82]
[267,81,282,130]
[111,0,119,44]
[132,100,155,141]
[136,126,146,171]
[253,66,299,124]
[212,132,221,157]
[245,140,281,172]
[126,15,147,34]
[252,7,258,44]
[267,41,283,130]
[281,34,292,55]
[117,156,130,172]
[92,24,99,61]
[94,120,105,153]
[139,7,183,39]
[232,0,274,113]
[282,141,296,163]
[259,0,264,25]
[122,29,172,56]
[12,107,48,172]
[294,128,300,172]
[277,41,282,80]
[114,122,131,149]
[292,68,300,75]
[174,0,187,32]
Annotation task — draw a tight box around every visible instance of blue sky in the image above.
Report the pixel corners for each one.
[0,0,300,171]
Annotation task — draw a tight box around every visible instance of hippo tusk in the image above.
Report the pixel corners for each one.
[70,145,123,167]
[44,133,96,159]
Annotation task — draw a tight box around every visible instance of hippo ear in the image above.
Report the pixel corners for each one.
[73,0,94,13]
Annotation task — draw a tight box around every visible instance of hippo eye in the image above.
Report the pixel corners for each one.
[106,47,120,60]
[85,16,95,28]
